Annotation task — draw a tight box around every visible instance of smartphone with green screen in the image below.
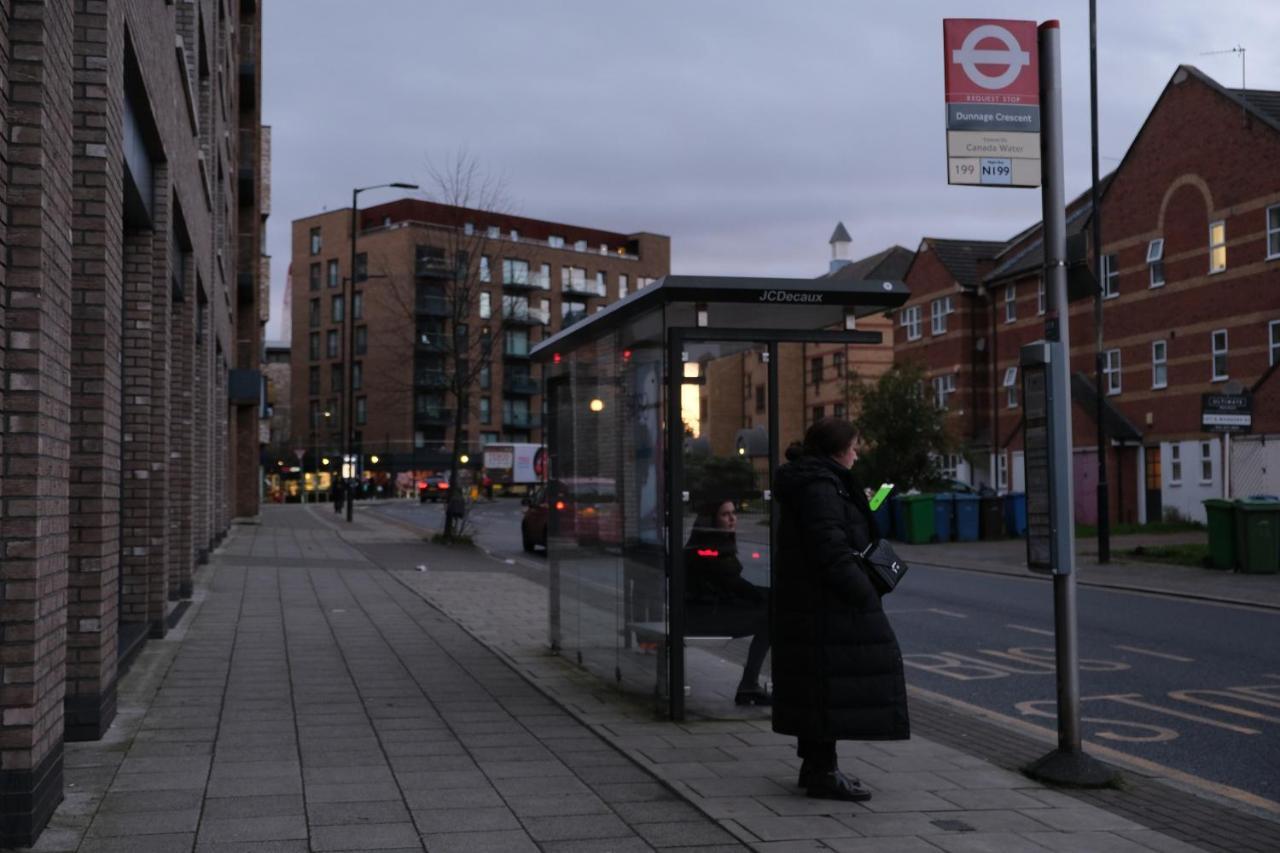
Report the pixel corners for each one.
[868,483,894,511]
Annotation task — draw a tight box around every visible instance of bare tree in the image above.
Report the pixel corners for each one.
[371,150,517,539]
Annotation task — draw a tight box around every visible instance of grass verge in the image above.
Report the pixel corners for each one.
[1121,543,1211,568]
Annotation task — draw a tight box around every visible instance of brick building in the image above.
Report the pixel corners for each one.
[0,1,268,844]
[289,200,669,473]
[897,66,1280,525]
[263,340,291,450]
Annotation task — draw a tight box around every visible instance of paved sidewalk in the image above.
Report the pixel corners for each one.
[894,534,1280,610]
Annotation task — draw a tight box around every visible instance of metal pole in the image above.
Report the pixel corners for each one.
[1090,0,1110,559]
[1028,21,1115,786]
[345,189,358,522]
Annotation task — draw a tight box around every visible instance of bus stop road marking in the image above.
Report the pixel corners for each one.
[1007,623,1054,636]
[1114,644,1195,663]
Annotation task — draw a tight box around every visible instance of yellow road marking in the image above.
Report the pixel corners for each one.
[909,684,1280,817]
[1114,644,1195,663]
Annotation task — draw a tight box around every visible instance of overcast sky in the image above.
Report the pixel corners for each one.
[261,1,1279,340]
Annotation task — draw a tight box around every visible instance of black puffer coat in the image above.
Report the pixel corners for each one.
[771,455,909,742]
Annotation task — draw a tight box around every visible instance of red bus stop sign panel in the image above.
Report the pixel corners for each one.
[944,19,1039,105]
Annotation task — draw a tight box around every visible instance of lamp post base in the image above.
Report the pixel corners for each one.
[1025,748,1120,788]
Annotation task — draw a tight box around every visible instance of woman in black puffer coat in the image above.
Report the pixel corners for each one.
[773,418,909,802]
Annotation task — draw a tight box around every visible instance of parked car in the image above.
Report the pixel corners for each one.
[418,475,451,503]
[522,478,621,552]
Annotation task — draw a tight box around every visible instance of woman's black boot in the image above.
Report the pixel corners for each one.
[806,770,872,802]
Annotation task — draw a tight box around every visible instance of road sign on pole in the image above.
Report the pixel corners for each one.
[943,19,1041,187]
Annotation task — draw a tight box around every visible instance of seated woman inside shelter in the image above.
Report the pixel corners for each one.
[683,497,772,706]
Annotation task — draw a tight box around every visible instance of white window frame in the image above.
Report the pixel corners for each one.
[618,275,628,299]
[1147,239,1165,288]
[900,305,922,341]
[1004,284,1016,323]
[1169,444,1182,486]
[997,452,1009,491]
[479,291,491,320]
[1104,348,1121,395]
[932,373,956,410]
[1270,320,1280,366]
[930,296,952,335]
[1151,340,1167,389]
[479,255,491,282]
[1037,277,1046,315]
[1102,253,1119,299]
[1211,329,1228,381]
[1209,220,1227,273]
[1003,366,1018,408]
[1200,441,1213,484]
[939,453,959,480]
[1267,205,1280,260]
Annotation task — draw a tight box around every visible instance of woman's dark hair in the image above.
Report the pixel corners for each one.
[802,416,858,458]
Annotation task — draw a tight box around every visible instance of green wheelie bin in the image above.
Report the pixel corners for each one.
[1234,498,1280,574]
[900,494,936,544]
[1203,499,1237,571]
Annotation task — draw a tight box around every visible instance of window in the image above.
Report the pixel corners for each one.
[900,305,922,340]
[596,271,607,296]
[810,356,823,385]
[327,260,339,288]
[1211,329,1228,381]
[997,452,1008,491]
[486,225,500,240]
[479,292,491,319]
[548,235,564,248]
[352,292,363,320]
[539,263,551,289]
[755,384,765,413]
[1004,284,1016,322]
[619,275,629,299]
[1200,441,1213,484]
[1102,254,1119,299]
[308,366,320,395]
[574,239,587,252]
[355,325,367,355]
[309,332,320,361]
[510,229,519,241]
[1268,205,1280,259]
[1147,239,1165,288]
[479,364,491,391]
[331,295,344,323]
[464,222,474,235]
[931,296,952,335]
[932,373,957,410]
[352,362,362,391]
[355,252,368,283]
[1003,366,1018,408]
[1037,277,1046,315]
[326,330,339,358]
[1104,349,1121,395]
[1169,444,1182,485]
[939,453,959,480]
[309,227,321,255]
[833,351,845,376]
[505,328,529,356]
[1270,320,1280,366]
[1152,340,1168,389]
[502,258,529,284]
[309,262,320,291]
[310,401,320,431]
[479,255,491,282]
[812,406,824,422]
[561,266,587,292]
[834,403,846,419]
[309,298,320,328]
[481,431,499,446]
[1209,220,1227,273]
[330,364,343,394]
[356,396,367,426]
[480,397,491,425]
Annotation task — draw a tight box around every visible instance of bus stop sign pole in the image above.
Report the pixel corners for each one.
[1024,20,1117,788]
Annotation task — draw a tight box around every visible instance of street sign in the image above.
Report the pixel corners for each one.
[944,19,1041,188]
[293,448,306,461]
[1201,392,1252,434]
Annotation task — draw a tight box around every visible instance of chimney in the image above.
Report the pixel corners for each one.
[829,221,853,273]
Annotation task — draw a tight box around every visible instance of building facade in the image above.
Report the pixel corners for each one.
[289,200,669,474]
[0,1,268,844]
[896,66,1280,525]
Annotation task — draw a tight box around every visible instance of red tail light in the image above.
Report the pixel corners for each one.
[554,500,566,511]
[696,548,720,558]
[438,482,449,489]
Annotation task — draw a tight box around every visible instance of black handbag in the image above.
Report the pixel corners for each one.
[860,539,909,594]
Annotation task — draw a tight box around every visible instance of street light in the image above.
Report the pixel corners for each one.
[347,181,419,523]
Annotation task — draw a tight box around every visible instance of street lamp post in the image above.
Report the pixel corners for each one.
[347,181,418,522]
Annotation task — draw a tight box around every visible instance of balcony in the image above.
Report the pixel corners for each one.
[415,296,449,317]
[503,344,531,361]
[502,305,550,326]
[415,256,451,278]
[502,272,550,293]
[415,407,453,426]
[415,369,449,389]
[415,332,450,353]
[562,278,606,298]
[503,375,539,395]
[503,411,540,430]
[561,310,588,329]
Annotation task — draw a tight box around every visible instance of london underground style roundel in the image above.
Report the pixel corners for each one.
[943,19,1039,106]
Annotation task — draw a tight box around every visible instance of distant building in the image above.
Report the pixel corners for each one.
[896,65,1280,524]
[264,341,292,450]
[289,200,669,472]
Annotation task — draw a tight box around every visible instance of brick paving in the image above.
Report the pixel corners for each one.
[27,504,1277,851]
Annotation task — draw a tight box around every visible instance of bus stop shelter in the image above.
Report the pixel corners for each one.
[530,275,908,719]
